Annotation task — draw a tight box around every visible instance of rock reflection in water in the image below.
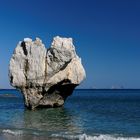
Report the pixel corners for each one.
[23,107,83,134]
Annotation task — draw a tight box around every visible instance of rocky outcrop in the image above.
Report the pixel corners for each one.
[9,36,86,109]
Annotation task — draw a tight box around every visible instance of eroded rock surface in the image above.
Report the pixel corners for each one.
[9,36,86,109]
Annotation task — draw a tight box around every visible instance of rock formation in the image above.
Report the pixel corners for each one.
[9,36,86,109]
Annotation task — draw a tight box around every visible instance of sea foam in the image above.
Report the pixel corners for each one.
[2,129,23,136]
[52,133,140,140]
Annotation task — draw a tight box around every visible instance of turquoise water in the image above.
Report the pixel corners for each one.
[0,89,140,140]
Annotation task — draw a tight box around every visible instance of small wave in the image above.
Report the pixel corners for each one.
[2,129,23,136]
[52,133,140,140]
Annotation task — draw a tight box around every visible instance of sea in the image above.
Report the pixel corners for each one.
[0,89,140,140]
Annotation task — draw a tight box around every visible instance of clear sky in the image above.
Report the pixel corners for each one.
[0,0,140,89]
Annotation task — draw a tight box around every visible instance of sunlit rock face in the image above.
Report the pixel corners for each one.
[9,36,86,110]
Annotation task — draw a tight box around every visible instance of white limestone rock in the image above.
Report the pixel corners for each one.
[9,36,86,109]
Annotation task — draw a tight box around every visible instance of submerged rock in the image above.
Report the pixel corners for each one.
[9,36,86,109]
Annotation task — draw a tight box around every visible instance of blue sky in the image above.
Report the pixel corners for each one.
[0,0,140,89]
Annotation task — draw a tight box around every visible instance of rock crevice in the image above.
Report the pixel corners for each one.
[9,36,86,109]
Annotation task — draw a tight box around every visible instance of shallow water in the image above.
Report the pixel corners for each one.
[0,89,140,140]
